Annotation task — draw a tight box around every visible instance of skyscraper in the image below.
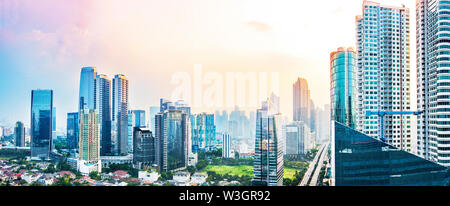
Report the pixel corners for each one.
[67,112,79,150]
[293,77,311,123]
[222,133,232,158]
[253,96,284,186]
[14,121,25,147]
[95,74,112,156]
[133,127,156,169]
[417,0,450,165]
[79,67,97,111]
[112,74,129,156]
[191,113,216,153]
[78,109,101,174]
[128,110,146,154]
[149,106,159,132]
[30,89,53,160]
[155,109,188,172]
[330,47,357,129]
[356,1,411,151]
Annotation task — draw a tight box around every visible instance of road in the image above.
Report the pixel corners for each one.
[309,142,329,186]
[298,143,327,186]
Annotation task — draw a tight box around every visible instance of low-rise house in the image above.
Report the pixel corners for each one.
[57,171,76,179]
[112,170,130,180]
[37,174,55,186]
[190,173,208,186]
[22,173,42,184]
[138,171,160,184]
[173,171,190,186]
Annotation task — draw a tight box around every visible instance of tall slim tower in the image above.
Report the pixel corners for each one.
[30,89,53,160]
[253,95,284,186]
[293,78,311,124]
[112,74,129,155]
[66,112,79,150]
[330,47,357,129]
[95,74,112,156]
[79,67,97,111]
[356,1,411,151]
[417,0,450,166]
[14,121,25,147]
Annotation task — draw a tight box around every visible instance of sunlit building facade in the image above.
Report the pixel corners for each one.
[330,47,357,129]
[356,1,411,151]
[112,74,129,156]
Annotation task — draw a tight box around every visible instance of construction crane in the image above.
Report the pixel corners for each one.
[365,110,423,145]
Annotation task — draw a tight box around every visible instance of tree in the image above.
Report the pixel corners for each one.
[89,171,101,180]
[186,166,197,175]
[196,160,208,171]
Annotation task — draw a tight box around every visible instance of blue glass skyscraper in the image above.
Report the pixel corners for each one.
[79,67,97,111]
[30,90,53,160]
[67,112,79,150]
[330,47,357,129]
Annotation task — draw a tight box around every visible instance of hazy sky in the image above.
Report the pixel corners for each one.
[0,0,415,131]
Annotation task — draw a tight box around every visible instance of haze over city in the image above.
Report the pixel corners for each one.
[0,0,413,130]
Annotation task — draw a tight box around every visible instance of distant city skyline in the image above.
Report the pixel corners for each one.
[0,0,414,130]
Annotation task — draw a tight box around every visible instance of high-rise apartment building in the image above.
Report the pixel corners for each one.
[155,109,188,172]
[253,96,284,186]
[417,0,450,165]
[14,121,25,147]
[78,109,101,174]
[30,89,53,160]
[222,133,232,158]
[112,74,129,156]
[330,47,358,129]
[356,1,411,151]
[95,74,112,156]
[67,112,79,150]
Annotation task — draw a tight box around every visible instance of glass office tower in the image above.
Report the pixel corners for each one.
[253,97,284,186]
[191,113,216,153]
[95,74,112,156]
[79,67,97,111]
[331,121,450,186]
[330,47,357,129]
[67,112,79,150]
[30,90,53,160]
[133,127,156,169]
[14,121,25,147]
[112,74,129,155]
[417,0,450,166]
[128,110,145,154]
[155,109,188,172]
[356,1,411,151]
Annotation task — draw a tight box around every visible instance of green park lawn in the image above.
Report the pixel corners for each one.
[200,165,300,180]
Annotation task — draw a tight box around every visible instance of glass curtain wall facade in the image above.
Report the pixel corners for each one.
[330,47,357,129]
[133,127,156,169]
[112,74,129,156]
[191,113,216,153]
[67,112,79,150]
[155,109,188,172]
[95,74,112,156]
[331,121,450,186]
[15,121,25,147]
[30,90,53,160]
[253,99,284,186]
